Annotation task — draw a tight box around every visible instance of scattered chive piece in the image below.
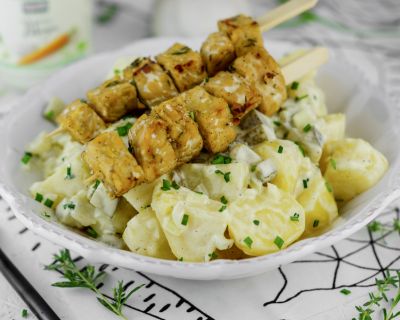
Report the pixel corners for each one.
[85,226,98,238]
[277,145,284,154]
[220,196,228,205]
[211,154,232,164]
[44,110,55,121]
[181,214,189,226]
[194,191,203,195]
[274,236,284,249]
[35,193,44,202]
[21,309,28,318]
[290,213,300,222]
[295,94,308,102]
[188,111,195,121]
[325,181,333,193]
[178,257,183,261]
[21,152,33,165]
[41,212,51,219]
[291,81,299,90]
[313,219,320,228]
[114,69,121,75]
[94,179,101,190]
[303,123,312,133]
[253,220,260,226]
[171,180,180,190]
[368,220,383,232]
[219,205,227,212]
[330,158,337,170]
[294,141,306,157]
[161,179,171,191]
[44,198,54,208]
[243,236,253,248]
[208,252,218,260]
[340,288,351,295]
[63,202,76,210]
[251,165,257,172]
[116,123,133,137]
[273,120,281,127]
[215,170,230,183]
[303,178,309,189]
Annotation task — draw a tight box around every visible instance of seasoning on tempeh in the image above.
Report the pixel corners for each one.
[123,57,179,107]
[156,43,207,92]
[128,114,177,182]
[57,99,106,144]
[203,71,261,122]
[233,46,286,116]
[87,77,141,122]
[152,98,203,164]
[200,32,236,77]
[82,131,144,197]
[177,87,236,153]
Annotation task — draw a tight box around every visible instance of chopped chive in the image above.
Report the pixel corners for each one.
[340,288,351,295]
[313,219,320,228]
[290,213,300,222]
[273,120,281,127]
[21,152,33,165]
[277,145,284,154]
[291,81,299,90]
[330,158,337,170]
[63,202,76,210]
[85,226,98,238]
[194,191,203,195]
[368,221,383,232]
[294,141,306,157]
[303,178,309,189]
[178,257,183,261]
[253,220,260,226]
[220,196,228,205]
[44,198,54,208]
[116,123,133,137]
[35,193,44,202]
[65,165,75,180]
[274,236,284,249]
[250,165,257,172]
[303,124,312,133]
[21,309,28,318]
[295,94,308,102]
[44,110,55,121]
[208,252,218,260]
[171,180,180,190]
[219,205,227,212]
[325,181,333,193]
[215,170,230,183]
[161,179,171,191]
[94,179,101,190]
[211,154,232,164]
[181,214,189,226]
[188,111,195,121]
[243,236,253,248]
[41,211,51,219]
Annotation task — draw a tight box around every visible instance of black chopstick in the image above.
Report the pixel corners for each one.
[0,248,61,320]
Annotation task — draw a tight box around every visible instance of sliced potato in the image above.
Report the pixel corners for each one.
[178,163,250,202]
[123,177,162,211]
[317,113,346,143]
[253,140,305,195]
[228,185,305,256]
[152,184,233,262]
[123,208,174,260]
[320,138,388,201]
[112,197,138,234]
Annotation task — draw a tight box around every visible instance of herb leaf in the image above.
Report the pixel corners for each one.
[211,154,232,164]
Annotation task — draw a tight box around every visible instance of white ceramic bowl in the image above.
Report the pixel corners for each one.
[1,38,400,280]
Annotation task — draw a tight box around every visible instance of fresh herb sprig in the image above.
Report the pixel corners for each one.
[45,249,143,319]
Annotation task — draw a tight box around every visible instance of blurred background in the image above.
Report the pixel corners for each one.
[0,0,399,110]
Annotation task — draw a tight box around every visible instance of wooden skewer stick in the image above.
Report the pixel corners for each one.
[281,47,329,84]
[257,0,318,32]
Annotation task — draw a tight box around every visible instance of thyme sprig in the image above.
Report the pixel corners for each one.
[45,249,143,319]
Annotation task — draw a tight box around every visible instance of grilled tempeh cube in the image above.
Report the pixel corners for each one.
[128,114,177,182]
[57,99,106,144]
[233,47,286,116]
[152,98,203,164]
[218,14,263,57]
[178,87,236,153]
[87,77,141,122]
[82,131,144,197]
[203,71,261,122]
[156,43,207,92]
[123,58,178,107]
[200,32,236,77]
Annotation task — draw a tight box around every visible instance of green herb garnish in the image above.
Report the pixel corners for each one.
[63,202,76,210]
[340,288,351,295]
[21,152,33,165]
[294,141,306,157]
[65,165,75,180]
[274,236,284,249]
[303,123,312,133]
[211,154,232,164]
[171,180,180,190]
[219,205,227,212]
[253,220,260,226]
[215,170,231,182]
[21,309,28,318]
[161,179,171,191]
[325,181,333,193]
[313,219,320,228]
[220,196,228,205]
[303,178,309,189]
[330,158,337,170]
[181,214,189,226]
[35,193,44,203]
[44,110,55,121]
[188,111,195,121]
[85,226,98,238]
[116,123,133,137]
[290,213,300,222]
[44,198,54,208]
[291,81,299,90]
[45,249,143,319]
[277,145,284,154]
[295,94,309,102]
[273,120,282,127]
[251,165,257,172]
[208,252,218,260]
[243,236,253,248]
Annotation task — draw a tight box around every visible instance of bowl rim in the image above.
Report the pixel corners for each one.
[1,37,400,280]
